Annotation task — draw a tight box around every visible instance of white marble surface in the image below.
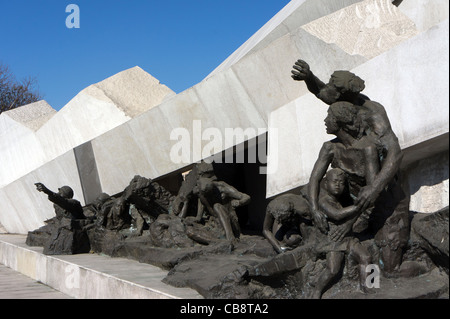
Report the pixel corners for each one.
[397,0,449,32]
[0,150,83,234]
[302,0,418,59]
[0,67,174,189]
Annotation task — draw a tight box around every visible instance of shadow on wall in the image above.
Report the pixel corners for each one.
[0,222,6,234]
[212,134,271,233]
[407,151,449,197]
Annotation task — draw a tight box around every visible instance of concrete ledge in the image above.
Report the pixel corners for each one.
[0,234,202,299]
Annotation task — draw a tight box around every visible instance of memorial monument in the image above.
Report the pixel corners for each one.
[1,0,447,299]
[25,62,449,297]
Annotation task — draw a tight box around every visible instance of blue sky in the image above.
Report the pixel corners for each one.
[1,0,290,111]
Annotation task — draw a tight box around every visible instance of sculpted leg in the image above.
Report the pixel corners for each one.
[310,251,344,298]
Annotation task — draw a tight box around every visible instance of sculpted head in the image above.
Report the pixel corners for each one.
[57,186,74,199]
[318,71,365,104]
[324,168,346,197]
[325,101,360,136]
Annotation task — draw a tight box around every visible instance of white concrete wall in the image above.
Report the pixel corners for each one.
[35,66,174,171]
[0,114,47,189]
[353,19,449,149]
[35,90,130,162]
[1,100,56,132]
[91,0,444,200]
[406,151,449,213]
[397,0,449,32]
[0,67,175,233]
[0,150,83,234]
[0,67,174,189]
[89,28,373,197]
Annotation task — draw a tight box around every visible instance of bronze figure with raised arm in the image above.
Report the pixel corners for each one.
[292,60,410,274]
[35,182,85,220]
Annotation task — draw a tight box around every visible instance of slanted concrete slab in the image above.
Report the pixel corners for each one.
[0,150,83,234]
[1,100,56,132]
[36,66,174,163]
[0,67,176,233]
[92,66,270,196]
[406,150,449,213]
[0,234,202,299]
[301,0,418,59]
[91,122,156,196]
[397,0,449,32]
[86,66,175,118]
[267,95,329,196]
[207,0,365,77]
[87,1,392,198]
[351,19,449,149]
[0,103,51,188]
[0,67,174,190]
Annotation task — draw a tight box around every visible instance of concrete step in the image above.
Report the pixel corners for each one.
[0,234,203,299]
[0,263,71,299]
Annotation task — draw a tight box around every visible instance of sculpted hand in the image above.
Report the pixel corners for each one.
[280,246,292,253]
[35,183,50,194]
[231,199,240,208]
[355,185,378,212]
[330,222,352,242]
[311,208,329,234]
[291,60,311,81]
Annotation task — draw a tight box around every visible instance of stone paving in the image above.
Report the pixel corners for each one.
[0,263,71,299]
[0,234,203,299]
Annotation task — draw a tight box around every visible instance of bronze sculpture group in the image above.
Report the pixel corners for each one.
[26,60,446,299]
[292,60,409,275]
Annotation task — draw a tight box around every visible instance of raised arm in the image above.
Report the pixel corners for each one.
[291,60,326,97]
[35,182,66,206]
[35,182,53,196]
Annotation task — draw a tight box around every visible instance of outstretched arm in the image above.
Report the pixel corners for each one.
[36,183,83,218]
[291,60,326,97]
[35,183,53,196]
[35,182,66,206]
